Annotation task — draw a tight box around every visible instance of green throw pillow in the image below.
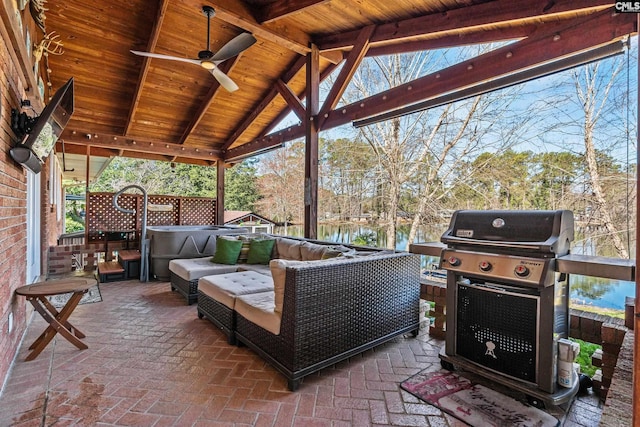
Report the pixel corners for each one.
[211,237,243,265]
[247,239,276,265]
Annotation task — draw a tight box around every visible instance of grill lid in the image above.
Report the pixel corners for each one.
[441,210,574,255]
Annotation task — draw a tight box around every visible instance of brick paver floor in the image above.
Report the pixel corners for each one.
[0,279,602,426]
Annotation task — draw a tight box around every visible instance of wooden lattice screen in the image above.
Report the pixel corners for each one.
[86,192,217,242]
[180,197,217,225]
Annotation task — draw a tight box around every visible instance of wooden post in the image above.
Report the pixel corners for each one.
[84,145,90,244]
[634,16,639,426]
[215,159,225,226]
[304,43,319,239]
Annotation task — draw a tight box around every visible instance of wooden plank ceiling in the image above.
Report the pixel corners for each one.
[34,0,635,173]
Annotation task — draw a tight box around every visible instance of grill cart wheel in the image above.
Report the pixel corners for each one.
[526,395,545,409]
[441,359,455,371]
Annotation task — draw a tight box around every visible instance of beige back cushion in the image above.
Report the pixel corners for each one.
[275,238,303,260]
[269,259,288,312]
[300,241,327,261]
[270,259,318,312]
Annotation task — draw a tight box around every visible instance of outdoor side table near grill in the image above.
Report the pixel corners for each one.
[15,278,94,361]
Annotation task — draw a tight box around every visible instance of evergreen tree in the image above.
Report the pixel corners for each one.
[225,160,261,211]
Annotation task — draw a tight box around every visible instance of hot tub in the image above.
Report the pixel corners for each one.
[146,225,246,280]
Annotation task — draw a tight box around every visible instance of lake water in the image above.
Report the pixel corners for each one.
[274,223,635,311]
[570,275,634,310]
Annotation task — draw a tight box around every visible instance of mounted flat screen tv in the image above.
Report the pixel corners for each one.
[10,77,74,174]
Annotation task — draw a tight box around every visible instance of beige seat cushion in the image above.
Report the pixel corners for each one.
[198,271,274,309]
[237,264,272,276]
[235,292,281,335]
[169,257,238,281]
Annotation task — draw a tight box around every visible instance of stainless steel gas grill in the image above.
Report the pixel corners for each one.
[438,209,579,407]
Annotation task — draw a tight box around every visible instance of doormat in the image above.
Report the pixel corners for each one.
[47,284,103,309]
[401,370,559,427]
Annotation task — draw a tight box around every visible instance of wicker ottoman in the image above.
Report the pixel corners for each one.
[197,271,274,344]
[169,257,238,305]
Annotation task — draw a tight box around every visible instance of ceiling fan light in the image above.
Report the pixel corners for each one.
[200,61,215,70]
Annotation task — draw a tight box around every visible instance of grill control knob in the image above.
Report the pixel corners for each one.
[447,256,461,267]
[514,265,530,277]
[479,260,492,272]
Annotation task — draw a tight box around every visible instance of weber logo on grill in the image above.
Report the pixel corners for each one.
[456,229,474,237]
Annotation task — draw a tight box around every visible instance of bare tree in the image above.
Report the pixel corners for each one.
[573,62,630,258]
[534,46,635,259]
[256,142,305,231]
[322,137,377,221]
[348,48,529,249]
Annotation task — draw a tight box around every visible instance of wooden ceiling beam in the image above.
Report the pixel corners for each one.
[256,0,331,23]
[124,0,170,136]
[222,55,306,150]
[324,10,636,128]
[177,0,341,63]
[275,79,306,121]
[56,144,215,172]
[178,59,237,144]
[60,131,223,162]
[258,60,340,139]
[316,0,614,51]
[366,25,534,57]
[226,9,636,160]
[184,0,312,56]
[57,143,119,158]
[318,25,375,126]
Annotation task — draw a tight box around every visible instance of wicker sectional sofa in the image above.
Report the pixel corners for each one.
[232,251,420,390]
[172,235,420,390]
[188,235,420,390]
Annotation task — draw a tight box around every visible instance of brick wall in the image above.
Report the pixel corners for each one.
[420,281,446,339]
[0,27,31,392]
[47,241,127,276]
[599,330,633,426]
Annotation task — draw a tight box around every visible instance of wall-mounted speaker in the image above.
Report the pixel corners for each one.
[10,146,42,174]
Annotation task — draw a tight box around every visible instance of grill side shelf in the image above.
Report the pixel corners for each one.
[556,254,635,281]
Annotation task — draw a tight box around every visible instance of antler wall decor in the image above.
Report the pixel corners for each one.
[33,31,64,100]
[32,31,64,63]
[29,0,47,33]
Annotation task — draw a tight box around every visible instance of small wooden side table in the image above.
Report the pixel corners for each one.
[15,278,94,361]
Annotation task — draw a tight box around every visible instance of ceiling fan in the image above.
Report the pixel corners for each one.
[131,6,256,92]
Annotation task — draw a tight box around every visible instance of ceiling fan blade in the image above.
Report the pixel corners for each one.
[211,67,239,92]
[211,33,257,63]
[130,50,201,66]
